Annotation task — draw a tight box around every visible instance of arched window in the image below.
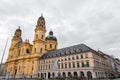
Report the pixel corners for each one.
[68,58,71,60]
[18,50,20,56]
[50,44,52,48]
[40,48,42,53]
[80,71,85,78]
[26,49,29,54]
[41,35,43,39]
[35,48,36,53]
[32,66,34,71]
[76,56,79,59]
[45,45,47,49]
[86,60,89,67]
[61,63,64,69]
[72,57,75,60]
[81,54,83,59]
[87,71,92,79]
[65,63,67,68]
[65,58,67,61]
[74,72,78,77]
[48,72,51,78]
[36,34,38,39]
[73,62,75,68]
[49,65,50,69]
[62,72,66,77]
[69,62,71,68]
[68,72,71,77]
[81,61,84,67]
[77,61,80,68]
[41,73,44,78]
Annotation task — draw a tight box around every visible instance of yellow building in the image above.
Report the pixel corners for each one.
[5,15,58,78]
[5,15,119,79]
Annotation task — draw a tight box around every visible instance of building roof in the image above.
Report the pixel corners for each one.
[39,43,98,60]
[97,50,107,57]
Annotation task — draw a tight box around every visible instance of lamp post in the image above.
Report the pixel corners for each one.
[0,39,8,69]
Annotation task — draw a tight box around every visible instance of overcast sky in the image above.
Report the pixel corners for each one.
[0,0,120,62]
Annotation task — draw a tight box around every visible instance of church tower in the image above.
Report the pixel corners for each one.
[32,14,46,56]
[11,27,22,47]
[8,27,22,60]
[6,27,23,78]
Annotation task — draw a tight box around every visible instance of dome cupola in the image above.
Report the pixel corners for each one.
[45,30,57,41]
[49,30,53,35]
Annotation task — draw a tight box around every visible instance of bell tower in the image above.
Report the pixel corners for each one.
[11,26,22,48]
[8,27,22,60]
[32,14,46,56]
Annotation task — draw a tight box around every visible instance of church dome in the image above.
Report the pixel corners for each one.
[14,26,22,37]
[45,30,57,41]
[37,13,45,26]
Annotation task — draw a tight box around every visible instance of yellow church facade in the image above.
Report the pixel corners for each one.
[5,15,58,78]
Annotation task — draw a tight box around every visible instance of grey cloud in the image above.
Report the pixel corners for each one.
[1,0,120,62]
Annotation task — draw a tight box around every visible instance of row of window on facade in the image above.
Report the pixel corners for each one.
[39,60,90,70]
[59,54,88,61]
[92,53,105,62]
[39,71,93,79]
[40,53,89,64]
[18,48,31,56]
[94,60,107,68]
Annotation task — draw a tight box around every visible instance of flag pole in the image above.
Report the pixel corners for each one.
[0,38,8,69]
